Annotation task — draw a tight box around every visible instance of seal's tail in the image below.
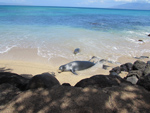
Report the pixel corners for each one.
[89,56,99,64]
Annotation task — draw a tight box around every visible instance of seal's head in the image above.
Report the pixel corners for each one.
[58,65,65,73]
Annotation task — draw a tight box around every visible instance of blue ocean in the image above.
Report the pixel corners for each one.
[0,6,150,63]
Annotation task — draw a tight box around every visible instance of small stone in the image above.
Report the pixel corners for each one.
[103,65,110,70]
[73,48,80,55]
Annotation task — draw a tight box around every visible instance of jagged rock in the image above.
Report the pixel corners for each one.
[137,74,150,91]
[26,73,60,90]
[132,60,146,72]
[143,64,150,76]
[74,75,128,88]
[0,72,29,91]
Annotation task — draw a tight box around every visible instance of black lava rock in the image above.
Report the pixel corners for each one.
[110,66,121,74]
[120,63,133,72]
[143,64,150,76]
[137,74,150,91]
[26,73,60,90]
[62,83,71,86]
[74,75,127,88]
[132,60,146,72]
[0,72,29,91]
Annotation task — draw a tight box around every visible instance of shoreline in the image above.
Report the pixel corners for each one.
[0,56,150,86]
[0,47,150,86]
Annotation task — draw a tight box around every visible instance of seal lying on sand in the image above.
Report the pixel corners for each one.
[58,61,95,75]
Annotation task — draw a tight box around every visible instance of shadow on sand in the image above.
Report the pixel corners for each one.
[1,84,150,113]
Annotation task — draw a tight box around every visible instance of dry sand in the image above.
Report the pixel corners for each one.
[0,47,150,86]
[0,60,111,86]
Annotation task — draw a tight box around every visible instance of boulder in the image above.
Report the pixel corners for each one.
[0,72,29,91]
[74,75,128,88]
[143,64,150,76]
[137,74,150,91]
[132,60,146,72]
[120,62,133,72]
[110,66,121,74]
[26,73,60,90]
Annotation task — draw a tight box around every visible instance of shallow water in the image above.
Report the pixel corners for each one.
[0,6,150,64]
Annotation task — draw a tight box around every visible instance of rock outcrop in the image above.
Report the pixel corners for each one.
[26,73,60,90]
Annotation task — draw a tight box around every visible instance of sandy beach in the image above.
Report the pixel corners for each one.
[0,52,150,86]
[0,59,109,86]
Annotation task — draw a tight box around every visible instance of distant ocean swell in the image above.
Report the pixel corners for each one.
[0,6,150,62]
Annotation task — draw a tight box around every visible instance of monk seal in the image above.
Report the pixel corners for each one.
[58,61,95,75]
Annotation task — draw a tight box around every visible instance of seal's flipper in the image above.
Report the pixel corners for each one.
[89,56,99,64]
[71,70,78,75]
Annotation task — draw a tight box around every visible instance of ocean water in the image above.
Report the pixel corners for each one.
[0,6,150,63]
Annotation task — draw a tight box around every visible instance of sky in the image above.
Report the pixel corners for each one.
[0,0,150,8]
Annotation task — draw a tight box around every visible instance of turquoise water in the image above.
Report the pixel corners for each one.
[0,6,150,62]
